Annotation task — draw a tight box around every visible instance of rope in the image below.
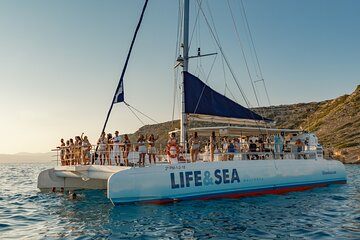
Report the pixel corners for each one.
[100,0,149,135]
[196,0,251,108]
[125,103,145,125]
[227,0,261,109]
[124,102,159,124]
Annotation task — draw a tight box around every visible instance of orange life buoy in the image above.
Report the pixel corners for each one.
[167,144,179,158]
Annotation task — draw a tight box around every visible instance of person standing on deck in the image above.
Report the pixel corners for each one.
[97,132,107,165]
[189,132,200,162]
[74,136,82,165]
[137,134,146,167]
[65,140,71,165]
[122,134,131,166]
[69,138,75,165]
[106,133,113,165]
[58,139,66,166]
[209,131,216,162]
[113,131,122,166]
[147,134,159,164]
[81,136,92,165]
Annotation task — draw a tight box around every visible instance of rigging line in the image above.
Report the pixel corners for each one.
[221,52,227,95]
[196,0,250,108]
[205,53,218,82]
[240,0,264,80]
[202,0,268,130]
[124,102,159,124]
[124,102,145,126]
[239,0,272,107]
[172,1,182,126]
[227,0,261,109]
[236,1,260,80]
[188,0,202,51]
[100,0,149,136]
[237,1,273,130]
[172,69,179,124]
[225,84,238,104]
[193,54,218,114]
[226,0,268,133]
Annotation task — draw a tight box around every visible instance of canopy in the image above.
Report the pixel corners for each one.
[184,72,272,125]
[188,126,301,137]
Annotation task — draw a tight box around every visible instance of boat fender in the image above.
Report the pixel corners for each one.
[167,144,179,159]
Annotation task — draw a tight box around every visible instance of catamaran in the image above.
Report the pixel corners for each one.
[38,0,346,204]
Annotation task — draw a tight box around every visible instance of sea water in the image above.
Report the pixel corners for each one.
[0,163,359,239]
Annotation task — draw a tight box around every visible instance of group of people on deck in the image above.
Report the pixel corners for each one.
[171,131,271,163]
[58,134,92,166]
[58,131,159,167]
[58,130,308,166]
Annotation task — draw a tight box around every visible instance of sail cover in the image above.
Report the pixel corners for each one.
[184,71,272,125]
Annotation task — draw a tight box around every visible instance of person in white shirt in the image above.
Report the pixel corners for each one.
[113,131,122,166]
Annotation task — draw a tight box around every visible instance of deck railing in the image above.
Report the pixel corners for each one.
[52,143,319,166]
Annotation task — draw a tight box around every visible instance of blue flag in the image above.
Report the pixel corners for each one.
[114,78,124,103]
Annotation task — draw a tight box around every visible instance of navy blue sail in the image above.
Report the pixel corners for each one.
[184,71,271,124]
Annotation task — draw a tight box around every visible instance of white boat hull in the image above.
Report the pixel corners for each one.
[107,159,346,204]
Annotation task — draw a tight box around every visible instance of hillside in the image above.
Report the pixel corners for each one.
[128,85,360,163]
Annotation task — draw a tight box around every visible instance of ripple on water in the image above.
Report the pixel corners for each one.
[0,163,359,239]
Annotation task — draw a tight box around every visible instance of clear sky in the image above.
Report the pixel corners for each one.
[0,0,359,154]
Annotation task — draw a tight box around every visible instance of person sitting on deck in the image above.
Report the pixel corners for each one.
[227,139,235,160]
[295,139,304,159]
[248,140,258,160]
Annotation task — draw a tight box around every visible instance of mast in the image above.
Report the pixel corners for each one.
[181,0,189,150]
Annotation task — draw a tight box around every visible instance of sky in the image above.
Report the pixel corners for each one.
[0,0,359,154]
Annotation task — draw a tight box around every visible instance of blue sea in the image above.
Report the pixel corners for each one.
[0,163,359,239]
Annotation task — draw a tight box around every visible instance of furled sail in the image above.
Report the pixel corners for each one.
[184,71,272,125]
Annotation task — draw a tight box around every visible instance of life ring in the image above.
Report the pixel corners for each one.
[167,144,179,158]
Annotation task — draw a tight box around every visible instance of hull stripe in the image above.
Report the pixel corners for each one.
[112,179,346,205]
